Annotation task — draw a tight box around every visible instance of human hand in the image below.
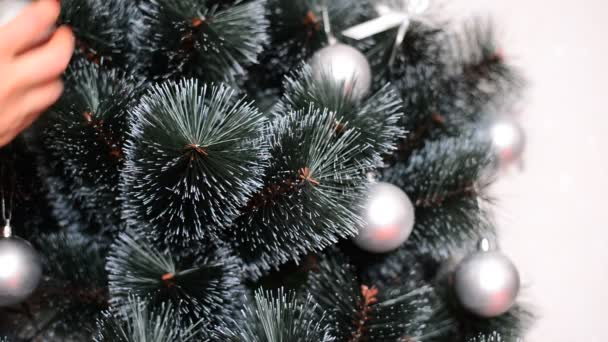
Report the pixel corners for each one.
[0,0,74,147]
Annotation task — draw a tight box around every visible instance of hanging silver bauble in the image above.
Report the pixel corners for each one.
[0,236,42,307]
[0,0,30,27]
[490,118,526,166]
[353,182,415,253]
[454,240,520,317]
[309,43,373,101]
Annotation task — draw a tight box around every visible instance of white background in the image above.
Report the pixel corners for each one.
[444,1,608,341]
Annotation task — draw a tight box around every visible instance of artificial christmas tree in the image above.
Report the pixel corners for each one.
[0,0,531,341]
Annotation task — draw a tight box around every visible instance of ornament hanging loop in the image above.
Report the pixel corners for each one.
[1,180,13,227]
[1,193,12,237]
[2,220,11,238]
[1,162,14,238]
[478,238,492,252]
[388,18,411,68]
[321,0,337,45]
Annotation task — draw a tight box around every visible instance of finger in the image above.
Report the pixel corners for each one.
[14,109,44,137]
[0,0,61,55]
[14,26,74,87]
[0,130,20,148]
[16,79,64,127]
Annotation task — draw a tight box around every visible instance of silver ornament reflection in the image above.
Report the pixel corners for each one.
[0,0,30,27]
[454,248,520,317]
[0,237,42,307]
[490,118,525,165]
[353,182,415,253]
[309,43,372,101]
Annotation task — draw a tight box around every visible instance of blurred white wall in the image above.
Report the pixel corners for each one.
[444,0,608,341]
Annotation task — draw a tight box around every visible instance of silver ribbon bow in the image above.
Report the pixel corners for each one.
[342,0,432,66]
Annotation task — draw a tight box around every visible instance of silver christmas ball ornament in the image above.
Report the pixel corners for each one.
[490,118,525,165]
[353,182,415,253]
[0,0,30,27]
[310,43,373,101]
[0,236,42,307]
[454,240,520,317]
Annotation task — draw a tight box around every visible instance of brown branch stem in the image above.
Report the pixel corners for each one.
[245,167,320,211]
[415,183,478,208]
[348,285,379,342]
[83,111,124,161]
[388,113,446,164]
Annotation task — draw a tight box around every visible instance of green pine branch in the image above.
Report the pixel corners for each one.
[249,0,374,89]
[122,79,268,246]
[368,21,448,132]
[94,296,204,342]
[440,17,525,119]
[217,288,335,342]
[228,107,371,277]
[383,132,495,257]
[133,0,269,82]
[455,304,533,342]
[60,0,135,68]
[275,63,405,165]
[32,232,109,337]
[466,331,524,342]
[307,250,452,341]
[106,233,242,331]
[40,61,143,232]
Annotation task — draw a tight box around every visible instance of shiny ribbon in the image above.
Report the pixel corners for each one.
[342,0,431,66]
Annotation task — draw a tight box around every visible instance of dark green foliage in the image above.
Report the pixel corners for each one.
[122,80,268,246]
[386,132,493,206]
[132,0,269,82]
[106,233,242,329]
[455,304,532,342]
[369,18,523,146]
[0,232,109,340]
[369,21,448,132]
[466,331,520,342]
[60,0,135,68]
[383,132,495,257]
[217,288,335,342]
[35,155,93,233]
[411,197,494,259]
[8,1,530,339]
[440,18,524,120]
[37,232,108,335]
[251,0,373,89]
[0,137,56,240]
[307,251,451,341]
[40,61,143,232]
[275,64,406,165]
[355,246,427,290]
[94,296,203,342]
[228,108,371,276]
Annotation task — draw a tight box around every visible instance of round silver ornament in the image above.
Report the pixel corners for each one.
[490,118,525,166]
[0,229,42,307]
[353,182,415,253]
[309,43,373,101]
[0,0,30,27]
[454,240,520,317]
